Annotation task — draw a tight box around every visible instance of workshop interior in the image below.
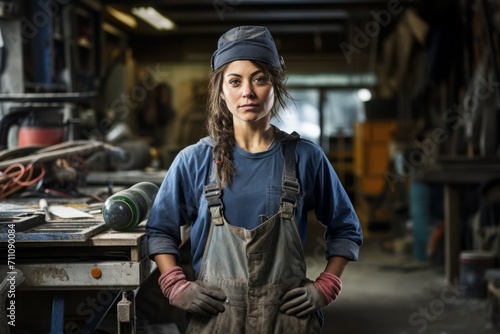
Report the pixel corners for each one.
[1,0,500,333]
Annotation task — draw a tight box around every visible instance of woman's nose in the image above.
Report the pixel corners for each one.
[241,82,255,98]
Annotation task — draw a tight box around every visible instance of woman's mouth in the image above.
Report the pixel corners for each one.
[239,104,259,110]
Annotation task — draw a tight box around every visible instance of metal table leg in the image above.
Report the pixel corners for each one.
[51,293,65,334]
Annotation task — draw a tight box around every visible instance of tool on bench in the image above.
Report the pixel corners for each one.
[39,198,53,222]
[102,182,159,232]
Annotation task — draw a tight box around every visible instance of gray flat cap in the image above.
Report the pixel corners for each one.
[211,26,284,71]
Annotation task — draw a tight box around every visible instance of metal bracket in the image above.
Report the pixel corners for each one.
[117,291,135,334]
[209,206,224,226]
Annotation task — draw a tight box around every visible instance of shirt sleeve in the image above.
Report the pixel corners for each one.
[146,149,195,263]
[146,154,183,262]
[309,145,363,261]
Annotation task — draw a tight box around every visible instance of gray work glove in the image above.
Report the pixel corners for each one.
[280,272,342,317]
[158,266,226,317]
[279,280,328,317]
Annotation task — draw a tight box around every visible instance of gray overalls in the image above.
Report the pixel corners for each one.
[186,137,321,333]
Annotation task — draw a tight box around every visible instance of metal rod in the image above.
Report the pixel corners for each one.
[0,141,105,170]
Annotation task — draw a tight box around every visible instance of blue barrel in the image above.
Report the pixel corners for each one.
[409,181,444,262]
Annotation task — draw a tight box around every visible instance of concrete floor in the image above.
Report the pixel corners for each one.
[313,236,497,334]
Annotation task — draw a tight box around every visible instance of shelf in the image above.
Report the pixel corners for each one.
[17,1,102,94]
[0,92,98,103]
[24,82,69,93]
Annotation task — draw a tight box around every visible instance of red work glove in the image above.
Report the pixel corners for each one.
[280,272,342,317]
[158,266,226,317]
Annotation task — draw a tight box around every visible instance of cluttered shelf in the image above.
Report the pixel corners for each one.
[416,157,500,183]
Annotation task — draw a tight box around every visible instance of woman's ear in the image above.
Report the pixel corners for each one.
[220,93,225,100]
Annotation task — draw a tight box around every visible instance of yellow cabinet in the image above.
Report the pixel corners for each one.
[353,120,398,236]
[354,121,397,193]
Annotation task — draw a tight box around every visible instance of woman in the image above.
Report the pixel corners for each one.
[146,26,363,333]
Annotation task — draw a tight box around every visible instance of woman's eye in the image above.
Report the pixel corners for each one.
[254,76,268,84]
[229,79,240,85]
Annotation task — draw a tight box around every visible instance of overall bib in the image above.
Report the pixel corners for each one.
[186,138,321,334]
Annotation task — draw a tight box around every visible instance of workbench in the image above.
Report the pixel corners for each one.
[0,203,154,334]
[415,157,500,285]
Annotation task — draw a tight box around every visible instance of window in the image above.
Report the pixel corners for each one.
[272,87,367,150]
[272,89,321,144]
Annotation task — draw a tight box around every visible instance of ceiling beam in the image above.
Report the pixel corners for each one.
[165,9,350,22]
[100,0,407,5]
[132,23,345,35]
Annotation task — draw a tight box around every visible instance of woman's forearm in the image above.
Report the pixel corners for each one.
[154,254,178,273]
[323,256,350,278]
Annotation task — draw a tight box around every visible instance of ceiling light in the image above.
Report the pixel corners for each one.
[107,6,137,29]
[131,7,175,31]
[357,88,372,102]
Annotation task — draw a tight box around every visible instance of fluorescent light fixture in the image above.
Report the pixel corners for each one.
[131,7,176,31]
[107,6,137,29]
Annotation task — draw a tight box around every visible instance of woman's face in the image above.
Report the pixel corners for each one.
[221,60,275,126]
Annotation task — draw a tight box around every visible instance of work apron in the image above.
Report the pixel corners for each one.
[186,138,321,334]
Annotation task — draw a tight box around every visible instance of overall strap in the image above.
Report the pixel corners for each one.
[280,132,300,219]
[204,161,224,226]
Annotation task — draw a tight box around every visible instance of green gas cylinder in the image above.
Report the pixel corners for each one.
[102,182,159,232]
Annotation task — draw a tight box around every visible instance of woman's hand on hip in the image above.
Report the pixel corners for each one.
[158,266,226,317]
[279,272,342,317]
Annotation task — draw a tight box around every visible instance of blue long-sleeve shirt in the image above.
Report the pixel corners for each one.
[146,130,363,276]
